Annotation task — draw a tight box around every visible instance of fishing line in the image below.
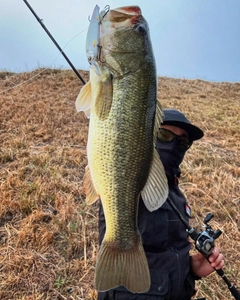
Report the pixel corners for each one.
[0,27,88,95]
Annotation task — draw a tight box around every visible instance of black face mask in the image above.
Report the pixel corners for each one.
[156,138,187,182]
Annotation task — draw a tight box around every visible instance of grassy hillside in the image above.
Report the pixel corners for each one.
[0,69,239,300]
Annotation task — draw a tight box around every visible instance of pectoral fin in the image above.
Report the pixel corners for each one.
[75,81,92,118]
[141,148,168,212]
[83,165,99,204]
[94,72,113,120]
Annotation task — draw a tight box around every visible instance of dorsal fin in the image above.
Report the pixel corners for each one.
[154,100,164,138]
[141,148,168,212]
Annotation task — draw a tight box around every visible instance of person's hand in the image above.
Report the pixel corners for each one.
[191,247,224,278]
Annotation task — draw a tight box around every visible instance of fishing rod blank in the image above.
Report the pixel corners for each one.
[23,0,86,85]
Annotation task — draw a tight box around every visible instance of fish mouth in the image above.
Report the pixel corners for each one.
[112,6,142,15]
[102,6,143,26]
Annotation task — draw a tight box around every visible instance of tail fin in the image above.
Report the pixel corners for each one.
[94,235,150,293]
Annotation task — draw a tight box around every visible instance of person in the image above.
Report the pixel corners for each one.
[98,109,224,300]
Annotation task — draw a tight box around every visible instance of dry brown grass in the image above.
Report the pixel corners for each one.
[0,69,239,300]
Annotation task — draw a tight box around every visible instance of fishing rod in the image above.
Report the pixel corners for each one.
[167,197,240,300]
[23,0,86,85]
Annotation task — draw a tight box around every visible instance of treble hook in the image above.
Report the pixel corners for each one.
[100,5,110,22]
[97,45,106,63]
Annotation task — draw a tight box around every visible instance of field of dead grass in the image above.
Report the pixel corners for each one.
[0,69,239,300]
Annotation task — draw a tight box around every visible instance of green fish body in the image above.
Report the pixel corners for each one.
[76,5,168,293]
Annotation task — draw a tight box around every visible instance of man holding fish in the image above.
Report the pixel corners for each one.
[75,4,224,299]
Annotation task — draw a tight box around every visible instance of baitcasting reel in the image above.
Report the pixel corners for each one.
[188,213,222,258]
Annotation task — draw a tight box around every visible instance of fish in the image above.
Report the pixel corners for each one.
[75,5,168,293]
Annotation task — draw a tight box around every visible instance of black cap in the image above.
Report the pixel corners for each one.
[162,109,204,141]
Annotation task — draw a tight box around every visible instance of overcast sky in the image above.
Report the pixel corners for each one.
[1,0,240,82]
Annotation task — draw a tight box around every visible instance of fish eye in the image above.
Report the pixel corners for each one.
[135,24,146,35]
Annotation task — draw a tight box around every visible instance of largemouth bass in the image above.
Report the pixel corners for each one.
[76,5,168,293]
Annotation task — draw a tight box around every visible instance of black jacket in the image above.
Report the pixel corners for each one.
[98,182,196,300]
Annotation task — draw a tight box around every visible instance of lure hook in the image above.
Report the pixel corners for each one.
[100,5,110,22]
